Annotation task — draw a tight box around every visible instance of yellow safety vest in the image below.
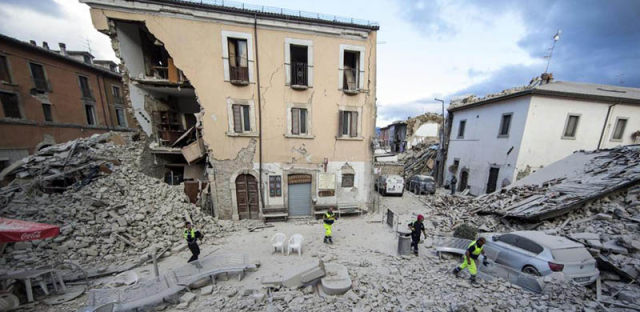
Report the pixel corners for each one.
[468,240,483,256]
[184,229,196,241]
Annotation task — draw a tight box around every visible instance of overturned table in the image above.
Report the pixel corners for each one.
[0,269,67,302]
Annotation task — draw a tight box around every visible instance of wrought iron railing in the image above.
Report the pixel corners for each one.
[291,62,307,86]
[230,66,249,83]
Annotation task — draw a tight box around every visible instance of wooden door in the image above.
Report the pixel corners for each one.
[486,167,499,194]
[236,174,260,219]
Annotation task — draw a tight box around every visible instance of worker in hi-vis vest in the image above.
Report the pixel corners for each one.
[323,207,336,244]
[452,237,488,285]
[184,221,203,263]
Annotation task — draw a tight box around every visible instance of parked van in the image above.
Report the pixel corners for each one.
[375,175,405,196]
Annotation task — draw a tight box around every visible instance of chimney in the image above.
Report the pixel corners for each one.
[30,40,36,45]
[42,41,49,50]
[59,43,67,56]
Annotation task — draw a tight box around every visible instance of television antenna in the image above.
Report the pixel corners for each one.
[544,29,561,73]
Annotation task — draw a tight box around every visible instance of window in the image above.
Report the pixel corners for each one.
[343,51,360,91]
[115,107,127,127]
[496,234,518,246]
[498,113,512,137]
[112,85,123,104]
[0,55,11,83]
[457,120,466,138]
[562,114,580,138]
[611,118,627,141]
[85,104,96,125]
[514,236,544,254]
[227,38,249,83]
[42,103,53,122]
[291,108,308,135]
[232,104,251,133]
[342,173,354,187]
[269,176,282,197]
[82,55,91,64]
[78,76,92,99]
[338,111,358,137]
[290,45,308,86]
[29,62,48,91]
[0,91,21,118]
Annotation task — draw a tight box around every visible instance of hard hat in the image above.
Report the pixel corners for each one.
[417,214,424,221]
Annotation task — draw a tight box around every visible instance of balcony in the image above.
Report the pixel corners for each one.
[291,62,308,90]
[230,66,249,86]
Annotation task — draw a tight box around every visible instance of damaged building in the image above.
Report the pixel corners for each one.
[82,0,379,220]
[445,76,640,195]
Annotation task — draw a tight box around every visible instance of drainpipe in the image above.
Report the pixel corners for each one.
[254,15,266,211]
[597,103,617,150]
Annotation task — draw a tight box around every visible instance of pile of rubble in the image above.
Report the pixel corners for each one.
[399,143,438,179]
[0,133,236,269]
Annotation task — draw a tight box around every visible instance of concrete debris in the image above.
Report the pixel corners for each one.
[320,263,352,295]
[0,133,240,270]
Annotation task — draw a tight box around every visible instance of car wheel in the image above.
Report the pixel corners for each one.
[522,265,541,276]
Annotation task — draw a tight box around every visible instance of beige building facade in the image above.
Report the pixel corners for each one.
[82,0,379,220]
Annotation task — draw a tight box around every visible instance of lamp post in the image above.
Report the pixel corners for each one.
[434,98,445,185]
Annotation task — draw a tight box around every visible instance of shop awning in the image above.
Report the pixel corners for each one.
[0,218,60,243]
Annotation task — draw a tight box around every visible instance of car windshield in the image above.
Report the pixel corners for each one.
[551,248,592,262]
[420,177,434,182]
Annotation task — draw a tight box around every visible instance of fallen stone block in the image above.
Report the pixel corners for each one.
[180,292,196,305]
[320,263,351,295]
[281,260,326,289]
[200,285,213,295]
[604,240,629,254]
[569,232,600,241]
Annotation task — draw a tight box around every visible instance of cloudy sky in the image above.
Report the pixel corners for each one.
[1,0,638,126]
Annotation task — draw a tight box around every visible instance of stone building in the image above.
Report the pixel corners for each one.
[445,77,640,195]
[0,33,134,171]
[82,0,379,220]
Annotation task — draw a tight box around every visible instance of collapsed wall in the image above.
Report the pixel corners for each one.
[0,133,236,269]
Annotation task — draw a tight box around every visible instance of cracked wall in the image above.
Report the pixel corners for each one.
[88,4,377,217]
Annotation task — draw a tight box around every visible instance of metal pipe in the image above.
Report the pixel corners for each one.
[254,15,266,211]
[597,103,617,150]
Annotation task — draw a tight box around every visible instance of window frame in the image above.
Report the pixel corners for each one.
[226,98,257,137]
[78,75,93,99]
[269,176,282,197]
[42,102,53,122]
[115,107,127,127]
[341,173,355,188]
[338,44,365,92]
[112,85,123,104]
[284,38,313,87]
[561,113,581,140]
[457,119,466,139]
[221,31,254,84]
[85,104,97,125]
[28,61,49,92]
[498,113,512,138]
[610,117,628,142]
[0,54,13,84]
[338,110,360,138]
[0,90,23,119]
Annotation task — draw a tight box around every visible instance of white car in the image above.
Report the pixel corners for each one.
[375,175,404,196]
[481,231,599,285]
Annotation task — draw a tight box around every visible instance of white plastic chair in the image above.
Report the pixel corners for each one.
[271,233,287,254]
[287,234,304,256]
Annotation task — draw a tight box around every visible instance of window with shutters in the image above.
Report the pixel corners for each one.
[342,173,354,187]
[269,176,282,197]
[338,110,359,138]
[116,107,127,127]
[232,104,251,133]
[112,85,123,104]
[339,44,365,93]
[0,91,21,119]
[29,62,49,92]
[498,113,512,137]
[222,31,253,85]
[611,117,628,141]
[291,108,308,135]
[562,114,580,139]
[78,76,93,99]
[0,55,12,83]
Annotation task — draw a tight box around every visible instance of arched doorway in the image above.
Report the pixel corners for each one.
[459,170,469,192]
[288,174,312,216]
[235,174,259,219]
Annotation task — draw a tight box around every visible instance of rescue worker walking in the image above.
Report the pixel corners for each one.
[408,214,427,255]
[452,237,488,285]
[450,175,457,195]
[184,221,202,263]
[323,207,336,244]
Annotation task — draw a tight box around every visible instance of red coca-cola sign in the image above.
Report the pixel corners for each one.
[0,218,59,243]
